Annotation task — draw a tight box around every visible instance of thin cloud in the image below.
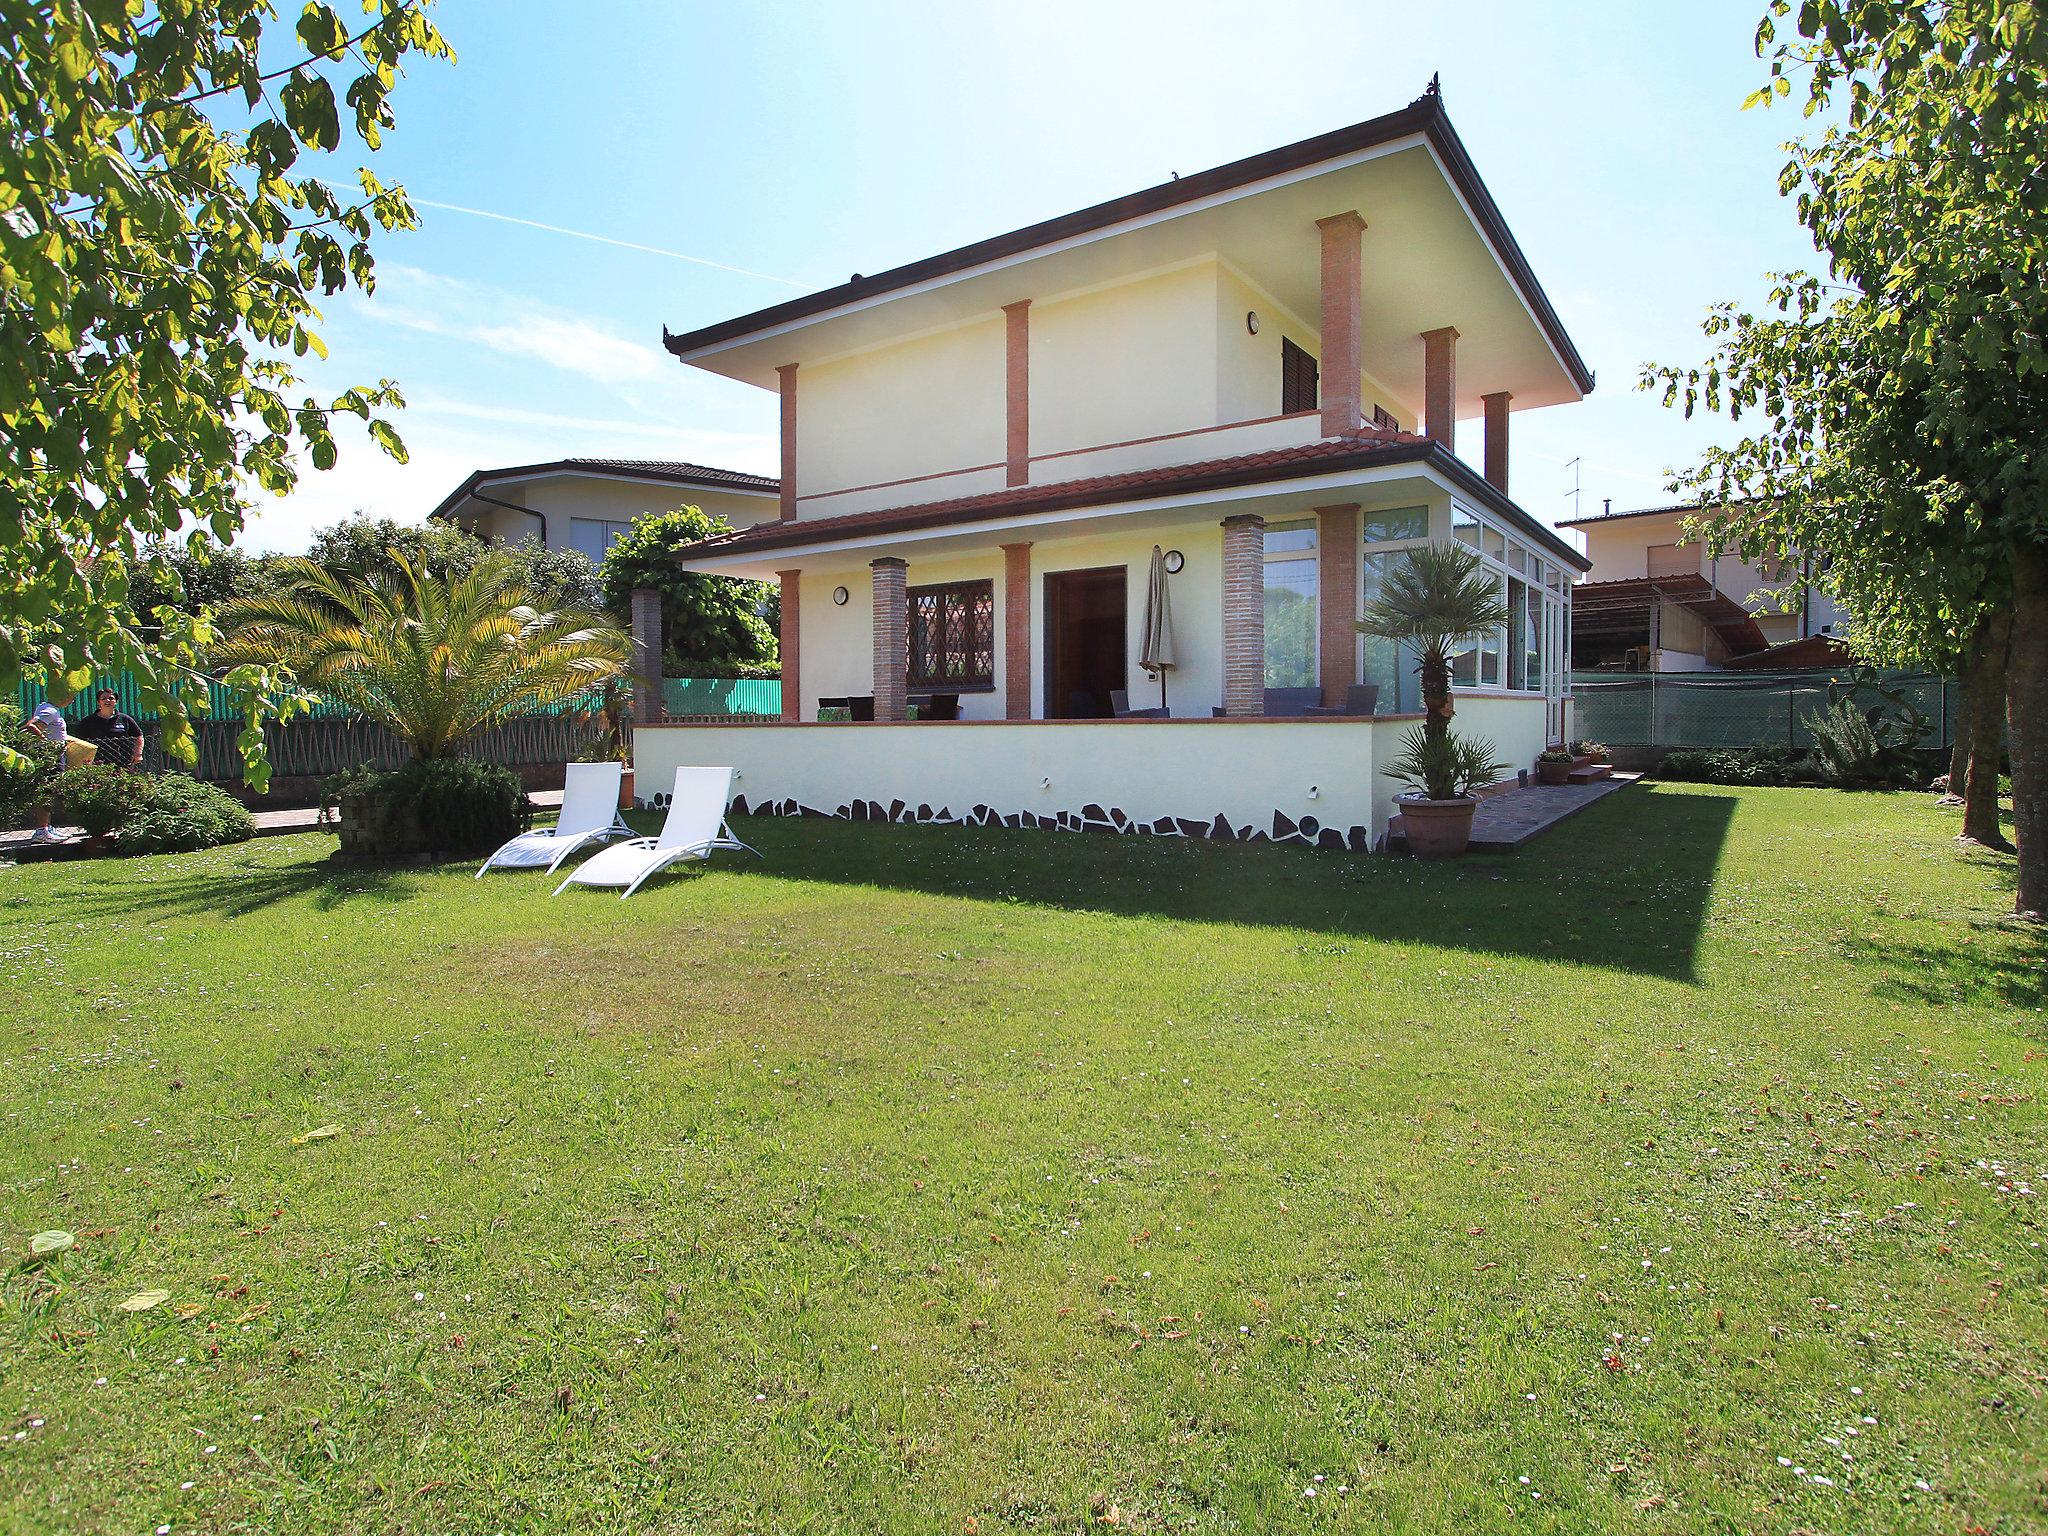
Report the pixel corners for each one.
[356,267,666,383]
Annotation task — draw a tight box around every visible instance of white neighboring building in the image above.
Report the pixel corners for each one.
[430,458,780,561]
[1560,502,1851,673]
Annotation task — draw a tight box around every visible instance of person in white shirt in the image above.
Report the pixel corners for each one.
[23,698,70,844]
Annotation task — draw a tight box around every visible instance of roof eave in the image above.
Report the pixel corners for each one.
[664,91,1593,397]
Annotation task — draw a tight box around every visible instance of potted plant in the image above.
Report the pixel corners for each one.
[1357,542,1513,858]
[1536,745,1574,786]
[1573,740,1610,765]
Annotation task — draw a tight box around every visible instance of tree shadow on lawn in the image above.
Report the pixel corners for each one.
[1858,845,2048,1013]
[718,783,1737,984]
[23,845,424,922]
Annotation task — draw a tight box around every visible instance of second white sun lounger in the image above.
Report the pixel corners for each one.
[476,761,631,876]
[553,765,757,898]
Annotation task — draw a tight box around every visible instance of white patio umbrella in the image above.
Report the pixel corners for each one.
[1139,544,1177,710]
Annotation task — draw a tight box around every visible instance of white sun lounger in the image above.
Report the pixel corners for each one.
[476,761,632,877]
[553,765,758,898]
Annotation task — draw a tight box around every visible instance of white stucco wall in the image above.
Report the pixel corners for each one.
[1213,261,1412,432]
[794,319,1005,502]
[1030,262,1220,458]
[637,693,1549,849]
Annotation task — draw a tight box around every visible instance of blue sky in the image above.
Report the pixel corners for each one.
[256,0,1825,552]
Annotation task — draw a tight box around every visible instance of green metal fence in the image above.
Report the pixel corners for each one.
[661,677,781,717]
[1570,668,1956,750]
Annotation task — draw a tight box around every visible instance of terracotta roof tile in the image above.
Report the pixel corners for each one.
[689,430,1435,555]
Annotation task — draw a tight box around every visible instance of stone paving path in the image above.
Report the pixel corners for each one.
[1390,772,1640,855]
[0,789,563,859]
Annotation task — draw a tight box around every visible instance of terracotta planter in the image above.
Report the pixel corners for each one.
[1537,758,1572,786]
[1399,796,1478,859]
[618,766,636,811]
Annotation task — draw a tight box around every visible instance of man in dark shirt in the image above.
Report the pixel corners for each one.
[73,688,145,768]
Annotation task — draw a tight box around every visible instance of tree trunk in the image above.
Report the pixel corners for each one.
[1946,676,1970,803]
[1420,647,1453,748]
[2008,536,2048,919]
[1961,611,2011,847]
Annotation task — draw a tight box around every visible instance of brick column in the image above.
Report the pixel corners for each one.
[1003,300,1031,487]
[1421,326,1458,450]
[776,363,798,519]
[1482,390,1512,492]
[1314,504,1359,707]
[1221,514,1266,716]
[871,557,908,722]
[1001,541,1032,719]
[776,568,801,721]
[629,586,663,731]
[1316,211,1367,438]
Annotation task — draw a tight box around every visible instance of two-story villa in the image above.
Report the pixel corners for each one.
[635,85,1595,850]
[1563,500,1850,673]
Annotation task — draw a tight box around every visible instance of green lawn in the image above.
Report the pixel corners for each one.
[1,785,2042,1534]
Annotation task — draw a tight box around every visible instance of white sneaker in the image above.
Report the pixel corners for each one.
[28,827,64,845]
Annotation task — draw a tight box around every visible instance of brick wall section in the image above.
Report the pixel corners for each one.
[1482,390,1512,492]
[1422,326,1458,450]
[776,364,798,519]
[776,568,801,721]
[1003,300,1031,486]
[870,557,908,721]
[629,586,663,729]
[1314,504,1359,707]
[1220,514,1266,716]
[1001,541,1032,719]
[1316,212,1367,438]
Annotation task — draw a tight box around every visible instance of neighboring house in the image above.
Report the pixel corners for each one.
[635,84,1595,849]
[430,458,780,561]
[1560,501,1850,673]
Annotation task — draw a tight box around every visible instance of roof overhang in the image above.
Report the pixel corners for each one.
[1571,574,1770,655]
[674,439,1591,581]
[664,91,1593,419]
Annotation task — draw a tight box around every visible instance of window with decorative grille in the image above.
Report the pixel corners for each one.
[1281,337,1318,415]
[907,580,996,690]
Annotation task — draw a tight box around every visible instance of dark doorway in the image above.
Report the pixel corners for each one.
[1044,566,1128,719]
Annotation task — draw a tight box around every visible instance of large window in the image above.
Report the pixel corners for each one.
[568,517,631,562]
[1263,521,1318,687]
[1362,552,1425,712]
[907,580,995,691]
[1445,500,1570,702]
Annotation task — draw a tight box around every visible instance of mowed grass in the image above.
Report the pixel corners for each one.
[0,784,2043,1535]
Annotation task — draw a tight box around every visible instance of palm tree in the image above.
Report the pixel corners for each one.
[1356,541,1510,747]
[214,553,631,759]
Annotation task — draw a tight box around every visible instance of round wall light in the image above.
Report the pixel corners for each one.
[832,585,850,606]
[1245,311,1260,335]
[1163,550,1186,574]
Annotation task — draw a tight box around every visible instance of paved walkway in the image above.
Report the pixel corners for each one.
[1,789,563,859]
[1390,772,1640,855]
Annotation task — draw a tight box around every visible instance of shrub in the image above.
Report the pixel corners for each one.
[49,764,156,837]
[1657,746,1821,787]
[1805,697,1921,789]
[0,702,62,827]
[326,757,528,860]
[119,775,254,854]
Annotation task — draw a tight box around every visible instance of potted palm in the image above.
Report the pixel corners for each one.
[1357,542,1512,858]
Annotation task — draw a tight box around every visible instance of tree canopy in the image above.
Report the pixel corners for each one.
[1647,0,2048,914]
[598,508,779,676]
[1,0,452,786]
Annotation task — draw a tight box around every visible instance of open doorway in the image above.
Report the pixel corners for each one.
[1043,566,1127,719]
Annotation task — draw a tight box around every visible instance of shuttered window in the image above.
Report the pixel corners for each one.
[907,580,996,690]
[1281,338,1318,415]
